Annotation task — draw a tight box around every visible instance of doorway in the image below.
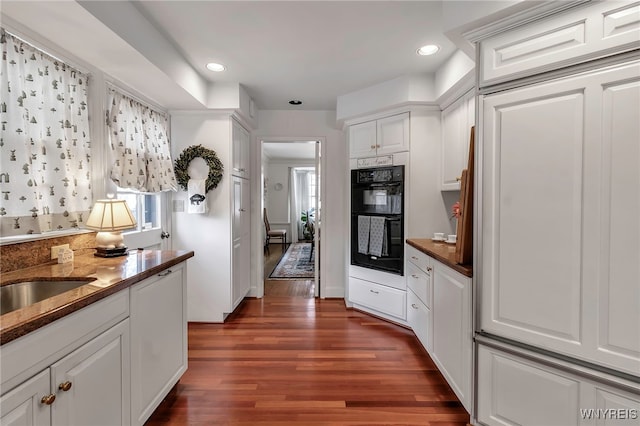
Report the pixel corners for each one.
[260,139,322,298]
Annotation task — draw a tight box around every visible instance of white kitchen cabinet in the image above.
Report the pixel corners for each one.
[407,288,431,354]
[130,264,187,426]
[231,176,251,309]
[440,90,474,191]
[477,343,640,426]
[0,370,50,426]
[51,319,130,426]
[348,112,409,158]
[349,276,406,321]
[431,261,472,411]
[231,119,250,179]
[480,59,640,376]
[405,245,433,353]
[0,318,130,426]
[479,1,640,87]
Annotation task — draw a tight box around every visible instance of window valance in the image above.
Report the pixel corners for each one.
[0,29,92,236]
[106,88,177,192]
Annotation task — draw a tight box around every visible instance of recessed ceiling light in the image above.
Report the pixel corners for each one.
[289,100,303,105]
[417,45,440,56]
[206,62,226,72]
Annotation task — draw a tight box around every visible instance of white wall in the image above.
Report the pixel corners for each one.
[264,159,315,240]
[171,112,232,322]
[336,73,436,122]
[253,110,346,298]
[435,50,475,102]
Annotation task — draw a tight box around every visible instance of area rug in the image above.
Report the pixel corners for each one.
[269,242,314,279]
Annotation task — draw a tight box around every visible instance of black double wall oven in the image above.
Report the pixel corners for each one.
[351,165,404,276]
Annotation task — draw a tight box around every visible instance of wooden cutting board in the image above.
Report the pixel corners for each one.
[455,126,474,265]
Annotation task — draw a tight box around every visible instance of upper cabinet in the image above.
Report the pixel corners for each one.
[441,90,474,191]
[232,119,250,179]
[349,112,409,158]
[479,1,640,87]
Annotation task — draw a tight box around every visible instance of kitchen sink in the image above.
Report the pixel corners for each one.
[0,279,96,316]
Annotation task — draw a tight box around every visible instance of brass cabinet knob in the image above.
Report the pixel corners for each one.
[427,267,433,272]
[456,176,462,181]
[376,144,380,148]
[59,381,72,392]
[370,145,376,149]
[41,394,56,405]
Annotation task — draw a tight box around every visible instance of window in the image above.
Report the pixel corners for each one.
[308,171,316,210]
[116,189,160,232]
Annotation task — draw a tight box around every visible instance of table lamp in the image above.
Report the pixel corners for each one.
[85,197,137,257]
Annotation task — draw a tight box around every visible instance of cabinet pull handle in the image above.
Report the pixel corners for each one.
[233,167,245,172]
[426,267,432,272]
[369,289,379,294]
[370,145,376,149]
[456,176,461,182]
[411,304,419,310]
[59,381,72,392]
[239,208,246,212]
[41,394,56,405]
[158,269,173,277]
[411,256,418,260]
[376,144,380,148]
[411,274,419,279]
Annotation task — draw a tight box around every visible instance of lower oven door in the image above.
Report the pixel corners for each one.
[351,214,404,275]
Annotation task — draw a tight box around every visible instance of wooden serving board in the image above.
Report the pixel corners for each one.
[455,126,474,265]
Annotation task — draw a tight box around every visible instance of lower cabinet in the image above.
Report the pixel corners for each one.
[0,319,130,426]
[405,245,472,412]
[130,264,187,426]
[477,343,640,426]
[0,370,51,425]
[349,276,406,321]
[431,262,472,412]
[0,261,189,426]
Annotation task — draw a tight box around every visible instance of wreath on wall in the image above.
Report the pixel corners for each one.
[174,144,224,193]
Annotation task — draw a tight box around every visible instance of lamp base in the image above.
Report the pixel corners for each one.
[94,246,129,258]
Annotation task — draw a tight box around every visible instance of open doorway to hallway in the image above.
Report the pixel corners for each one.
[262,140,320,298]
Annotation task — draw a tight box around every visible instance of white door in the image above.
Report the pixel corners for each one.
[376,112,409,156]
[481,59,640,375]
[0,370,51,426]
[118,191,171,250]
[50,320,130,426]
[314,140,321,297]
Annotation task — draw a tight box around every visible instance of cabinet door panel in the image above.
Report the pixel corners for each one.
[597,76,640,367]
[51,320,129,426]
[432,264,471,408]
[477,345,580,426]
[441,96,467,191]
[376,113,409,156]
[0,370,50,426]
[349,121,377,158]
[407,288,431,353]
[130,268,186,425]
[481,60,640,374]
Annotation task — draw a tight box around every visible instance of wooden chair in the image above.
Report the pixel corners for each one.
[263,208,287,253]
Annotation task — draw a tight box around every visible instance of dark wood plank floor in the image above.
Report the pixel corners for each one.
[145,292,470,425]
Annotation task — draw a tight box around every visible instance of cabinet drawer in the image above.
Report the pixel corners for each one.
[407,261,431,308]
[479,2,640,86]
[349,277,406,320]
[406,245,431,274]
[407,289,431,353]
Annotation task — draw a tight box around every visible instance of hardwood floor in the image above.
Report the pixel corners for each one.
[145,294,470,425]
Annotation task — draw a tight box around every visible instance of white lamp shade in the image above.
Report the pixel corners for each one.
[85,199,137,231]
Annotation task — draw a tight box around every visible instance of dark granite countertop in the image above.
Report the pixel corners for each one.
[406,238,473,278]
[0,249,194,345]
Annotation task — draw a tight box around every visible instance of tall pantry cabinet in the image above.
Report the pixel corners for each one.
[473,1,640,424]
[171,112,252,322]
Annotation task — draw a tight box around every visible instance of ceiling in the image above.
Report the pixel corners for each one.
[0,1,527,112]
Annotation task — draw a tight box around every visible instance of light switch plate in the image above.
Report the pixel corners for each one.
[51,244,70,259]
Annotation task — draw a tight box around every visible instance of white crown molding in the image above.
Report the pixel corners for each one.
[462,0,589,43]
[436,72,475,111]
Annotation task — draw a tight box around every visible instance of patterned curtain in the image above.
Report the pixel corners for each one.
[0,29,92,236]
[106,88,177,192]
